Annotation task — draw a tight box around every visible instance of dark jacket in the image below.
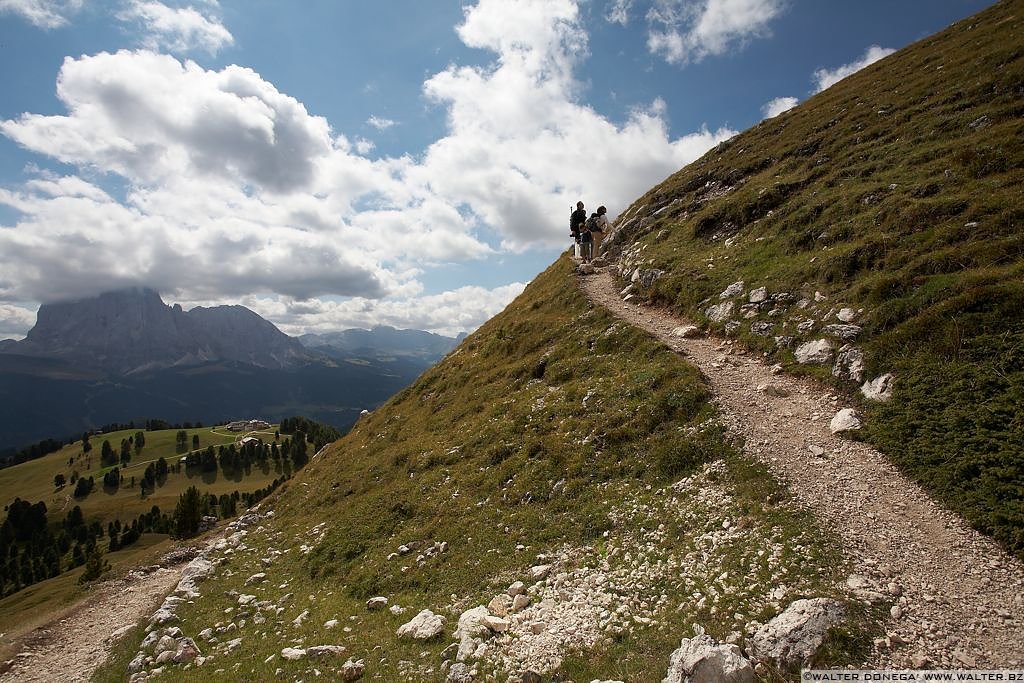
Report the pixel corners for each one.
[570,208,587,235]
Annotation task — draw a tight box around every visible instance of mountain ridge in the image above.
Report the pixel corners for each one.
[0,290,460,450]
[5,287,314,376]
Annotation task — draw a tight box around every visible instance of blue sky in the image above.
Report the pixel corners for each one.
[0,0,993,338]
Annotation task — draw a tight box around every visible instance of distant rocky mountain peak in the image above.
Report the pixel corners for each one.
[5,287,313,375]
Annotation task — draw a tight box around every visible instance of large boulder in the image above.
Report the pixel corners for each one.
[794,339,834,365]
[340,658,365,681]
[663,632,754,683]
[171,637,201,664]
[719,281,745,299]
[487,594,512,616]
[705,302,734,323]
[396,609,446,640]
[747,598,846,669]
[454,605,491,662]
[748,286,768,304]
[454,606,490,640]
[307,645,347,659]
[447,663,473,683]
[366,596,388,611]
[175,557,214,599]
[830,408,861,434]
[639,268,665,289]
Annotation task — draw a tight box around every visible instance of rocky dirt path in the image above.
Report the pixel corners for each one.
[581,266,1024,669]
[0,552,194,683]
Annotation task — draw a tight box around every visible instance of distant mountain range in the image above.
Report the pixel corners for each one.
[0,288,461,451]
[300,327,466,363]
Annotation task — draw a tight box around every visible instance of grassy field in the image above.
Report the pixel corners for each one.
[0,424,283,527]
[606,0,1023,557]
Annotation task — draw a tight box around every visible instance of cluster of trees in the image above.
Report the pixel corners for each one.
[1,417,216,471]
[2,416,330,596]
[0,436,71,470]
[280,416,341,453]
[73,476,95,498]
[98,431,145,468]
[68,455,175,500]
[140,457,170,495]
[145,419,204,432]
[97,419,207,433]
[169,476,287,539]
[0,499,171,596]
[184,436,307,477]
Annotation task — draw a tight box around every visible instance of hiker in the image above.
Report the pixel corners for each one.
[569,201,587,257]
[579,213,594,262]
[591,205,609,256]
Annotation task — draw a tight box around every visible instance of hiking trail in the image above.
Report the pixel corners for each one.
[580,265,1024,669]
[0,549,201,683]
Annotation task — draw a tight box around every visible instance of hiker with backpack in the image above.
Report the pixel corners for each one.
[569,201,587,258]
[589,205,609,256]
[579,214,594,262]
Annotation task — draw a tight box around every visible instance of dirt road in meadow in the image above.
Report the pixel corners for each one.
[581,265,1024,669]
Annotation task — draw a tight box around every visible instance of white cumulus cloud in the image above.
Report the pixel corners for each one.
[0,0,734,336]
[232,282,527,339]
[117,0,234,55]
[418,0,734,250]
[813,44,895,92]
[761,95,797,118]
[646,0,785,65]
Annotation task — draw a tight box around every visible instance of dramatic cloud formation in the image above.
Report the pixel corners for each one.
[762,95,797,118]
[647,0,785,64]
[0,0,733,336]
[420,0,734,249]
[0,0,82,28]
[116,1,234,55]
[813,44,895,92]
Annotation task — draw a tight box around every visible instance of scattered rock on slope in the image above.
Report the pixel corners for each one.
[663,629,754,683]
[747,598,846,669]
[396,609,446,640]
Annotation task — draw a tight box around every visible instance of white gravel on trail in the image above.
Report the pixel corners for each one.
[581,266,1024,669]
[0,565,181,683]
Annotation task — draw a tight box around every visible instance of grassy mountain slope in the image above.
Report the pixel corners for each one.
[606,0,1023,556]
[98,257,872,682]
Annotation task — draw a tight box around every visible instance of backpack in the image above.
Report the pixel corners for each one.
[585,215,601,233]
[570,207,587,235]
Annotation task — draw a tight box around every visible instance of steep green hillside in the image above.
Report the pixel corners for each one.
[99,258,872,682]
[606,0,1023,556]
